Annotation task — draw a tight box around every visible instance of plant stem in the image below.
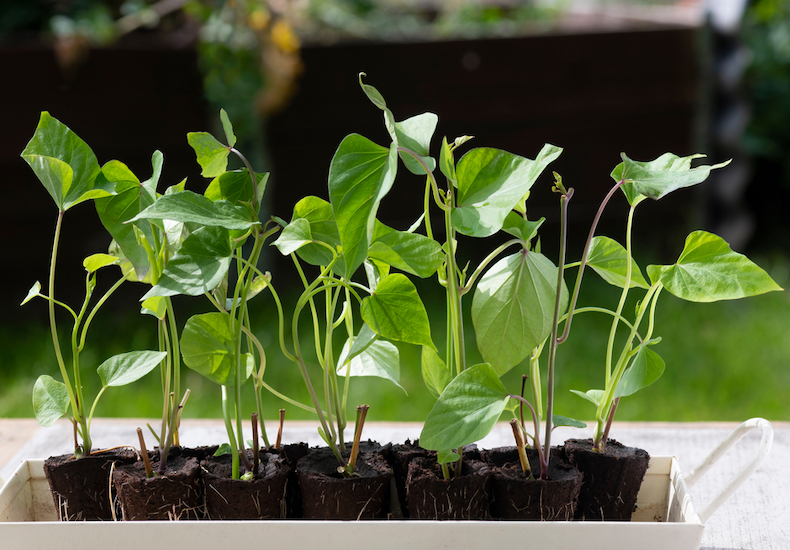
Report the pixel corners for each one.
[543,187,574,479]
[509,419,532,478]
[558,180,623,345]
[348,404,369,473]
[275,409,285,450]
[48,211,81,453]
[251,413,259,478]
[137,428,154,478]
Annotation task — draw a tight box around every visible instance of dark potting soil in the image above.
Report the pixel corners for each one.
[482,447,582,521]
[382,439,428,518]
[296,445,392,519]
[43,448,137,521]
[273,442,309,518]
[112,453,204,520]
[564,438,650,521]
[406,455,491,520]
[201,450,290,519]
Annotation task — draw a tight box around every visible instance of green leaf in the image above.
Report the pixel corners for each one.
[181,312,241,387]
[344,324,378,364]
[615,346,665,398]
[419,363,509,451]
[394,112,438,175]
[32,375,70,427]
[143,226,233,299]
[437,450,460,465]
[421,346,451,399]
[140,296,167,320]
[21,112,108,210]
[501,211,544,244]
[570,389,604,407]
[97,350,167,388]
[219,109,237,148]
[452,144,562,237]
[21,282,42,305]
[360,273,433,348]
[358,73,396,142]
[130,190,257,230]
[439,137,457,185]
[273,218,313,256]
[612,152,731,205]
[214,443,232,456]
[95,164,157,281]
[472,250,568,376]
[83,253,119,273]
[648,231,782,302]
[288,196,345,275]
[368,220,444,278]
[329,134,398,277]
[337,338,405,393]
[552,414,587,429]
[205,169,268,207]
[586,236,649,290]
[187,132,230,178]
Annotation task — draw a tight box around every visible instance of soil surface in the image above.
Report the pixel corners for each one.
[564,438,650,521]
[296,445,392,519]
[483,447,582,520]
[44,448,137,521]
[112,453,204,520]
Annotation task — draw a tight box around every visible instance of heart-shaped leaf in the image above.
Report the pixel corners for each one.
[419,363,509,451]
[472,250,568,375]
[329,134,398,277]
[452,144,562,238]
[501,211,544,244]
[337,337,405,393]
[21,112,108,211]
[368,220,443,278]
[615,345,665,398]
[586,236,649,290]
[394,112,438,175]
[647,231,782,302]
[187,132,230,177]
[288,196,345,276]
[143,226,233,299]
[220,108,237,148]
[273,218,313,256]
[360,273,433,348]
[205,169,268,207]
[32,375,70,427]
[612,152,731,205]
[181,312,244,387]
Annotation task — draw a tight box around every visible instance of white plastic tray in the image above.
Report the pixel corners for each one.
[0,418,773,550]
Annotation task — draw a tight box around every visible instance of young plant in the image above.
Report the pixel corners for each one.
[267,81,445,472]
[563,154,783,452]
[22,112,167,457]
[129,110,277,479]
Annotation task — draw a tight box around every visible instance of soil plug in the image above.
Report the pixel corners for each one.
[136,427,154,478]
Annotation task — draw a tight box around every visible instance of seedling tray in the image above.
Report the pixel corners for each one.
[0,419,772,550]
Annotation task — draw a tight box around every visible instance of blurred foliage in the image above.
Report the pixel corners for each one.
[741,0,790,184]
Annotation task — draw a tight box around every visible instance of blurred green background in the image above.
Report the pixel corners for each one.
[1,0,789,428]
